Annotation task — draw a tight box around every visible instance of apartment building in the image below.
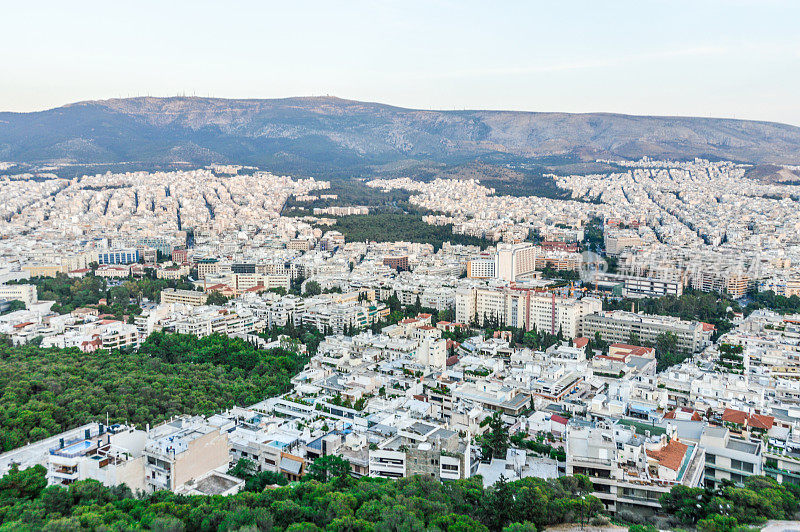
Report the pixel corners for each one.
[144,417,230,492]
[699,425,762,489]
[456,286,601,338]
[604,232,643,257]
[582,311,714,353]
[99,322,140,350]
[759,277,800,298]
[466,256,495,279]
[230,273,290,294]
[566,422,704,515]
[160,288,208,306]
[47,425,146,491]
[0,284,37,307]
[383,255,410,272]
[495,243,537,282]
[369,421,476,481]
[173,309,258,338]
[301,301,388,335]
[691,270,751,299]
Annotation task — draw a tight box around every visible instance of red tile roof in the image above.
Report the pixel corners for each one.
[647,439,689,471]
[573,337,589,349]
[749,413,775,430]
[664,407,702,421]
[722,408,749,425]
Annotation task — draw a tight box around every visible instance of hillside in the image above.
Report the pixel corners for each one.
[2,96,800,175]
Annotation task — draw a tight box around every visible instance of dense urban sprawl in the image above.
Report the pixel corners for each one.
[2,159,800,529]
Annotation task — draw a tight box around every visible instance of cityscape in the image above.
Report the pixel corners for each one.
[2,1,800,531]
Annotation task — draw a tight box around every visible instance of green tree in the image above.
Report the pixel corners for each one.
[205,291,229,306]
[304,281,322,297]
[482,412,510,460]
[306,455,352,483]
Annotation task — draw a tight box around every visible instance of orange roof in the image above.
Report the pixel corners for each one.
[749,413,774,430]
[573,337,589,349]
[400,318,418,324]
[417,313,432,318]
[13,322,34,328]
[417,325,435,330]
[610,343,642,350]
[722,408,749,425]
[647,439,688,471]
[664,407,702,421]
[701,322,716,331]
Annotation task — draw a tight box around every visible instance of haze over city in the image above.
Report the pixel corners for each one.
[3,0,800,125]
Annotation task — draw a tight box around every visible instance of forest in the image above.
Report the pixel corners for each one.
[0,333,306,452]
[326,213,491,251]
[0,463,797,531]
[0,465,604,531]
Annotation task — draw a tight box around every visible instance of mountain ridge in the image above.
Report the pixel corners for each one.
[2,96,800,175]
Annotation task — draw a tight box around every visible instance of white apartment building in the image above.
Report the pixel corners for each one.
[495,243,537,282]
[466,257,495,279]
[47,425,146,491]
[582,311,714,353]
[0,284,38,307]
[456,285,601,338]
[700,425,762,489]
[566,422,704,515]
[173,308,258,338]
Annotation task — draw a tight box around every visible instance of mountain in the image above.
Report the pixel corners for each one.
[2,96,800,176]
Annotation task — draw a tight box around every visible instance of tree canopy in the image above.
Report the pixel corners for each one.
[0,466,602,531]
[0,333,306,452]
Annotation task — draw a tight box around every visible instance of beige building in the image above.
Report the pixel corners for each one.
[144,417,230,492]
[157,265,190,280]
[22,263,62,278]
[0,284,38,307]
[160,288,208,306]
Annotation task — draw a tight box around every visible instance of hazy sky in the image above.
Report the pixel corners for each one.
[4,0,800,125]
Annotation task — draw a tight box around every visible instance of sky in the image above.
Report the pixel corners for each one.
[3,0,800,125]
